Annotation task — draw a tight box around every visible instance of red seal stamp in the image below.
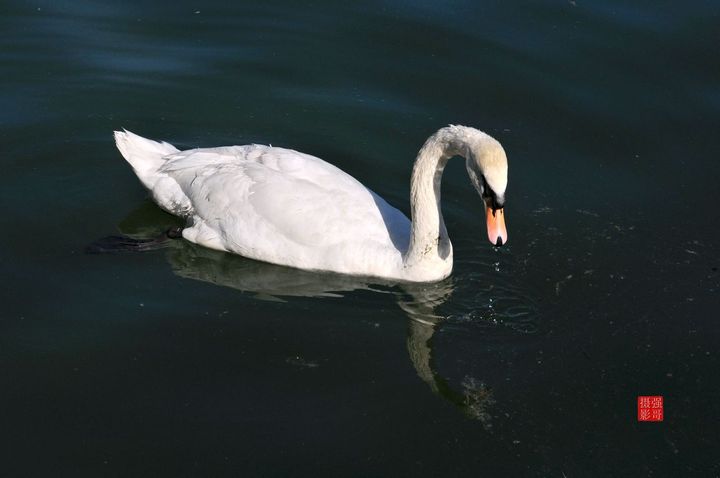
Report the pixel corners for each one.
[638,396,663,422]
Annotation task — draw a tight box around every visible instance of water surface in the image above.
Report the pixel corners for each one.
[1,0,719,476]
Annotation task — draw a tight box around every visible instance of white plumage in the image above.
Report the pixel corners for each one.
[114,126,508,282]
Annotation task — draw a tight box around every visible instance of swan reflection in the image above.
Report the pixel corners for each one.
[117,201,535,425]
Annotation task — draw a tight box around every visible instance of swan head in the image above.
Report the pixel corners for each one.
[464,133,509,246]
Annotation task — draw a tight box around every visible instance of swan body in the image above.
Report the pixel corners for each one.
[114,126,508,282]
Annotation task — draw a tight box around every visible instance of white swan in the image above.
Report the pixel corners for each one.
[114,125,508,282]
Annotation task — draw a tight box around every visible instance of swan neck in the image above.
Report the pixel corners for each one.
[404,129,469,271]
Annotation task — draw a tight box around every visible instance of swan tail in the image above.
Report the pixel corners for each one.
[114,129,180,190]
[114,130,192,216]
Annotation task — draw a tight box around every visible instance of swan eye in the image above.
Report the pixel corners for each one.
[480,175,504,210]
[480,175,490,198]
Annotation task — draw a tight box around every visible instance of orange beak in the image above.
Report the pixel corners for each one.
[486,207,507,246]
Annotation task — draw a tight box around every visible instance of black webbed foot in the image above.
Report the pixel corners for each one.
[86,227,184,254]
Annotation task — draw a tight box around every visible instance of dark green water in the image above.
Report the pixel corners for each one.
[2,0,719,476]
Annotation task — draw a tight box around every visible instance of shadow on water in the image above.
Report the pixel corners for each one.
[113,200,539,426]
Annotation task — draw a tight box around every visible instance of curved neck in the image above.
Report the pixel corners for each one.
[404,128,470,268]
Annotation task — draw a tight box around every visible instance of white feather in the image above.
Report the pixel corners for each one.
[113,126,508,282]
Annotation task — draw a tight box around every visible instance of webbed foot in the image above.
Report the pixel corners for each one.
[86,227,184,254]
